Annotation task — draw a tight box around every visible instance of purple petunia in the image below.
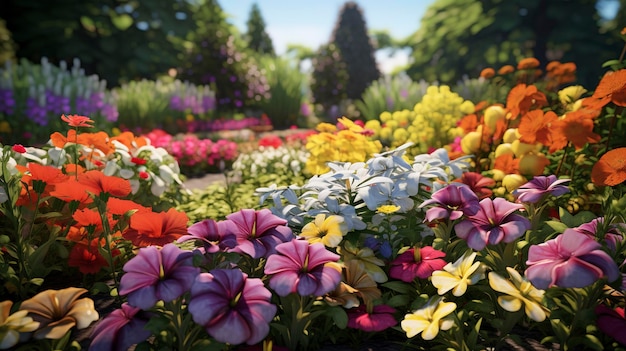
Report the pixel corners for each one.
[264,240,342,297]
[512,175,570,204]
[420,183,480,222]
[454,197,530,251]
[188,269,276,345]
[525,229,620,289]
[89,303,152,351]
[118,244,200,310]
[219,209,294,259]
[177,218,237,254]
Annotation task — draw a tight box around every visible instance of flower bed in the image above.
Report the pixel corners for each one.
[1,61,626,351]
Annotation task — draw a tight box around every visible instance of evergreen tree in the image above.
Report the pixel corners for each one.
[329,2,380,100]
[244,3,275,56]
[310,43,349,114]
[179,0,268,111]
[0,19,16,65]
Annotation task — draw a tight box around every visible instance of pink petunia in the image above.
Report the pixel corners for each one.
[525,229,620,289]
[189,269,276,345]
[454,197,530,251]
[347,304,398,332]
[264,240,342,297]
[389,246,447,282]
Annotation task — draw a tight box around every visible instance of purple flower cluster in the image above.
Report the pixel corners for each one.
[0,89,15,114]
[169,94,216,115]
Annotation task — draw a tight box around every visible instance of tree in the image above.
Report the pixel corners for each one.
[1,0,195,86]
[244,3,275,56]
[178,0,269,111]
[310,43,349,114]
[0,19,16,65]
[406,0,622,87]
[329,2,380,100]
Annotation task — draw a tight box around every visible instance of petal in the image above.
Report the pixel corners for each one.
[431,271,459,295]
[524,300,547,322]
[401,317,429,338]
[497,296,522,312]
[488,271,518,295]
[66,298,99,329]
[421,322,440,340]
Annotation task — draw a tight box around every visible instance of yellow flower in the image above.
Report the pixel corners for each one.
[484,105,506,133]
[376,205,401,215]
[401,297,457,340]
[185,113,195,122]
[0,121,11,134]
[488,267,549,322]
[558,85,587,105]
[316,122,337,133]
[519,153,550,176]
[431,251,484,296]
[460,126,483,154]
[502,174,527,192]
[300,214,348,248]
[20,287,99,340]
[0,301,39,349]
[338,242,387,283]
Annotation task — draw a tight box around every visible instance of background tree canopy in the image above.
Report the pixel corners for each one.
[405,0,624,87]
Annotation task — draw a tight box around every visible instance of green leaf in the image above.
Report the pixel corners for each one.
[602,59,622,68]
[325,306,348,329]
[545,220,568,233]
[111,13,134,31]
[381,281,413,294]
[386,294,411,308]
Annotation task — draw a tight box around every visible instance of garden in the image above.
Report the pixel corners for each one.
[1,1,626,350]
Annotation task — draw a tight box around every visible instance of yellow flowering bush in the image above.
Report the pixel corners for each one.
[305,117,382,174]
[365,85,475,157]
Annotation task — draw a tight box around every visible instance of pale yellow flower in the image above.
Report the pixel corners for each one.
[558,85,587,105]
[431,251,484,297]
[488,267,549,322]
[376,204,401,215]
[401,297,457,340]
[20,287,99,340]
[300,214,348,248]
[339,242,387,283]
[0,301,39,349]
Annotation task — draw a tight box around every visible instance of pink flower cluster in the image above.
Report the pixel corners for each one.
[144,129,238,174]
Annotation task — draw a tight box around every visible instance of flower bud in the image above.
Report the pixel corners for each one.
[502,174,527,192]
[495,143,514,158]
[484,105,506,133]
[511,140,540,157]
[461,126,483,154]
[519,153,550,176]
[503,128,519,143]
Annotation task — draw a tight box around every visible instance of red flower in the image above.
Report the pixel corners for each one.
[68,239,118,274]
[138,171,149,180]
[12,144,26,153]
[454,172,495,200]
[347,304,397,332]
[106,198,151,216]
[123,208,189,247]
[131,157,147,165]
[78,171,132,198]
[389,246,446,282]
[258,135,283,148]
[61,114,94,128]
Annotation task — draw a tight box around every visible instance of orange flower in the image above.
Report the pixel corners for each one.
[106,198,151,217]
[123,208,189,247]
[27,163,68,185]
[517,110,558,145]
[498,65,515,75]
[78,171,132,198]
[584,69,626,109]
[505,84,548,120]
[64,163,86,176]
[458,114,481,134]
[549,109,601,152]
[546,61,561,72]
[517,57,540,70]
[110,131,148,149]
[76,131,114,156]
[61,114,94,128]
[591,147,626,186]
[493,154,520,174]
[50,180,94,205]
[72,208,117,232]
[480,68,495,79]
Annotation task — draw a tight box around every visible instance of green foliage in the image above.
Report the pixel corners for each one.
[178,0,269,112]
[0,19,16,66]
[2,0,195,86]
[355,73,431,121]
[310,43,349,114]
[329,1,380,100]
[406,0,621,87]
[244,3,275,56]
[258,56,306,128]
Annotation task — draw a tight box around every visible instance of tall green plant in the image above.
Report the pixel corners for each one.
[259,56,305,128]
[355,73,431,121]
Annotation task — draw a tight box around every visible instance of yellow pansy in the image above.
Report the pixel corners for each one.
[431,251,485,297]
[300,214,348,248]
[488,267,549,322]
[401,297,457,340]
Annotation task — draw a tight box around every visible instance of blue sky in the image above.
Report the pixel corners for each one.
[219,0,435,73]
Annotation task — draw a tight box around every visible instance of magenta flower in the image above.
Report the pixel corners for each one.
[347,304,398,332]
[573,217,624,252]
[389,246,447,282]
[525,229,620,289]
[264,240,342,297]
[188,269,276,345]
[595,305,626,346]
[177,218,237,253]
[420,183,480,222]
[89,303,151,351]
[454,197,530,250]
[118,244,200,310]
[512,175,570,204]
[219,209,294,259]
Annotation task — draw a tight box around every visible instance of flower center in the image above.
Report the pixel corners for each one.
[230,291,243,307]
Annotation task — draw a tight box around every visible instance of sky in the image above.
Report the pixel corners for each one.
[219,0,435,73]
